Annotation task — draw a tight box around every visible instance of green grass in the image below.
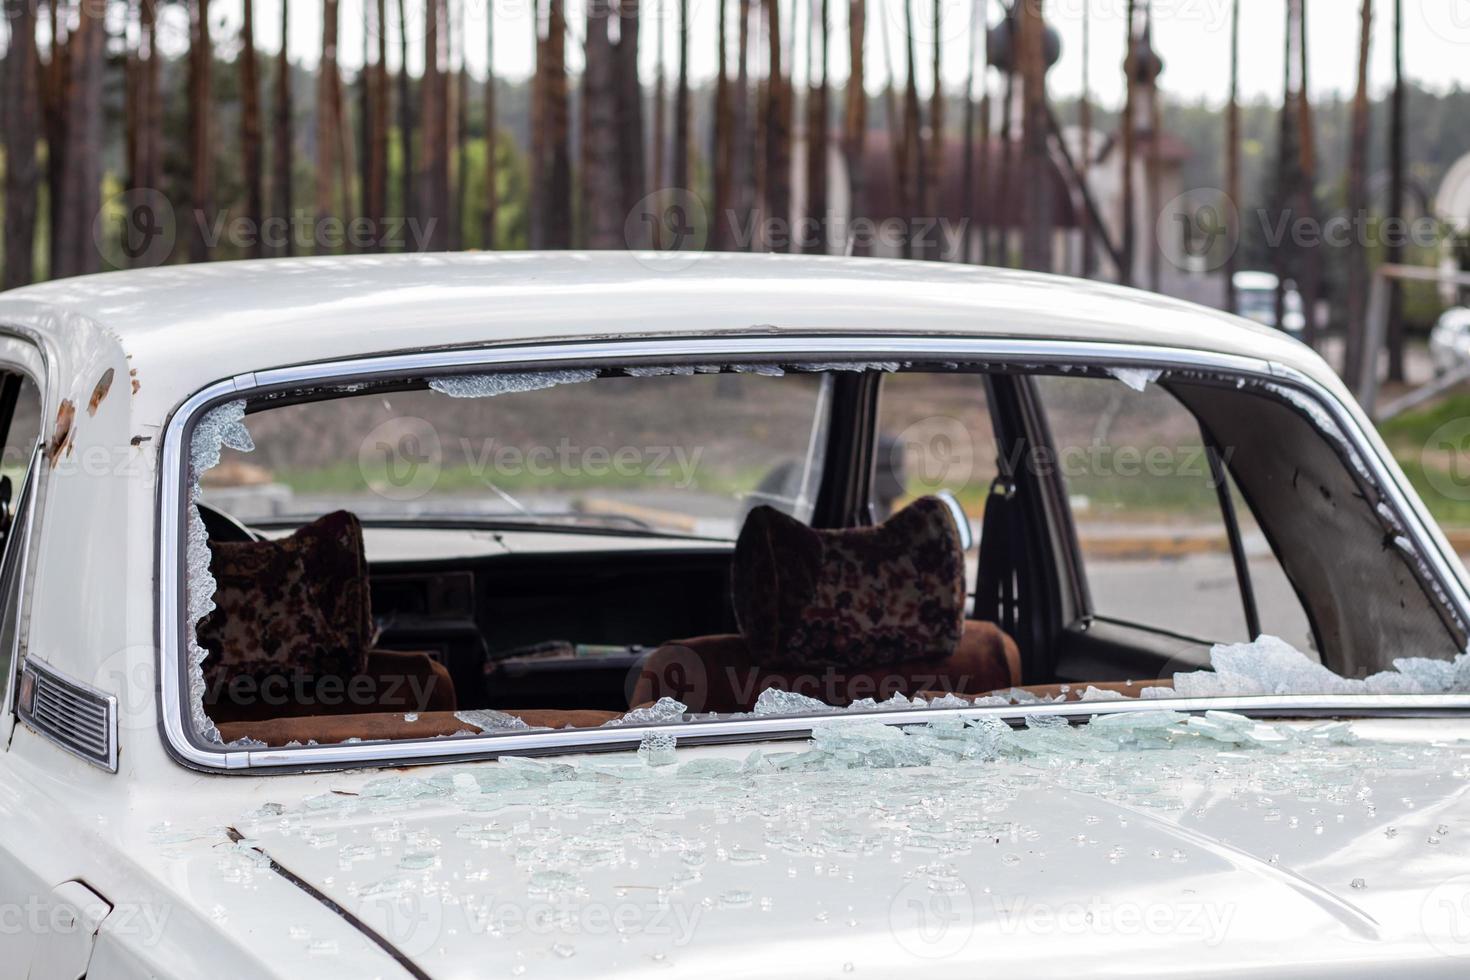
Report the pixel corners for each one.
[1378,393,1470,528]
[1379,393,1470,453]
[269,458,772,499]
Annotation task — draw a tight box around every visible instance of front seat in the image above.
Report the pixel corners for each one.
[630,496,1020,713]
[198,510,456,724]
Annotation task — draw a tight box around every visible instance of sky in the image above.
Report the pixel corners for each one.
[41,0,1470,108]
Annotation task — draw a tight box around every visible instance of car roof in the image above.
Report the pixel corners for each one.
[0,251,1335,416]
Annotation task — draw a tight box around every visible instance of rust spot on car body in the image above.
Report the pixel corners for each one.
[47,400,76,462]
[130,367,140,394]
[87,368,115,416]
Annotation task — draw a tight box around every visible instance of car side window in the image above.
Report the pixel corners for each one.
[0,375,42,709]
[875,372,999,594]
[1033,374,1303,644]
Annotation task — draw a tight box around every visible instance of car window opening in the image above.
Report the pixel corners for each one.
[180,361,1469,754]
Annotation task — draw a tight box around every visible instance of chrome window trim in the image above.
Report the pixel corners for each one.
[1,450,41,718]
[155,335,1470,772]
[0,336,52,724]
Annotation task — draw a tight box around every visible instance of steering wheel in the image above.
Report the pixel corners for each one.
[195,502,261,543]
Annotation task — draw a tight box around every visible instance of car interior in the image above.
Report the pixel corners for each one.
[188,362,1465,748]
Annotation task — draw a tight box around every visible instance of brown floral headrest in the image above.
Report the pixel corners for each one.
[197,510,374,688]
[731,496,967,669]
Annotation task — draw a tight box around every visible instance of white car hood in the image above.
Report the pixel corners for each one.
[177,716,1470,978]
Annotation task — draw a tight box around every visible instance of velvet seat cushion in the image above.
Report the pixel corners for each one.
[630,620,1020,714]
[197,510,375,692]
[731,496,967,670]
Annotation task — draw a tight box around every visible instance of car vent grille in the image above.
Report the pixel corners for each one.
[18,659,117,772]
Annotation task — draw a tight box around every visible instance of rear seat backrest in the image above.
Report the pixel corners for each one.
[731,496,968,669]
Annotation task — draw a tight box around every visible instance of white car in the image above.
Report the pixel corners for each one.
[0,253,1468,978]
[1232,270,1307,337]
[1429,306,1470,377]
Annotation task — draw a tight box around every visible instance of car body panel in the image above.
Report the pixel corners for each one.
[4,719,1459,978]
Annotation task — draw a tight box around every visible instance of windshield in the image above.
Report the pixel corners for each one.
[200,371,832,540]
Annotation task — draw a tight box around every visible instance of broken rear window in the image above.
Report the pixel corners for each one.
[176,362,1469,758]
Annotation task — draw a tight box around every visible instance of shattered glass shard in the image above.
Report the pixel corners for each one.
[1107,367,1163,392]
[454,709,533,733]
[605,697,688,726]
[428,369,599,399]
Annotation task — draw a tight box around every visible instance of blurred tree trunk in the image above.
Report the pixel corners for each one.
[396,0,414,238]
[901,0,923,259]
[454,10,468,250]
[336,29,356,237]
[924,0,940,259]
[188,0,215,262]
[1145,8,1160,291]
[420,0,449,248]
[615,0,645,238]
[316,0,342,249]
[1119,0,1135,285]
[41,0,67,277]
[764,0,791,251]
[652,0,666,191]
[877,4,907,257]
[1273,0,1295,331]
[240,0,264,258]
[803,0,828,254]
[139,0,162,197]
[961,0,978,264]
[1294,0,1321,345]
[531,0,571,248]
[356,3,372,244]
[1344,0,1373,386]
[672,0,690,191]
[482,3,498,247]
[55,0,102,277]
[730,0,754,249]
[1385,0,1406,381]
[582,0,621,247]
[711,0,732,249]
[842,0,865,256]
[1018,0,1050,271]
[125,0,139,199]
[3,0,40,287]
[1076,0,1091,275]
[1223,0,1239,310]
[273,0,293,255]
[370,0,389,248]
[447,0,465,251]
[976,1,990,264]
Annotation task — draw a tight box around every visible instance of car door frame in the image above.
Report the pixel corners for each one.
[0,337,48,745]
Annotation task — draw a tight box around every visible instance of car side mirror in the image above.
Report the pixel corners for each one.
[934,489,974,552]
